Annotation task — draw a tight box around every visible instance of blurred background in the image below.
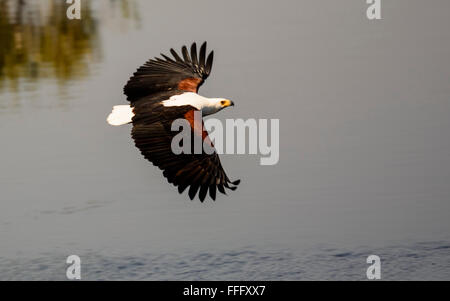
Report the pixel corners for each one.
[0,0,139,107]
[0,0,449,280]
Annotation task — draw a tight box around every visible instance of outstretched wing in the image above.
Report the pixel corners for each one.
[131,100,240,202]
[123,42,239,202]
[124,42,214,103]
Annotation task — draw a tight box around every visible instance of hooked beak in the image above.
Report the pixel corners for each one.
[221,99,234,108]
[225,99,234,107]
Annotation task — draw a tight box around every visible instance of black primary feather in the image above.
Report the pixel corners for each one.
[122,43,239,202]
[124,42,214,103]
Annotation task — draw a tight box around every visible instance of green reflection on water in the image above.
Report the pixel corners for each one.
[0,0,139,94]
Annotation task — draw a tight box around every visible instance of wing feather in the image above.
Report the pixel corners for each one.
[182,45,191,64]
[199,42,207,71]
[205,51,214,75]
[190,43,198,68]
[130,102,239,202]
[124,42,213,102]
[123,43,238,202]
[170,48,184,62]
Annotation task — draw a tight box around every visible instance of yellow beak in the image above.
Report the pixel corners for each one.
[223,100,234,107]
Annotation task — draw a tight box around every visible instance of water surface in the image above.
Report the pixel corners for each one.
[1,0,449,280]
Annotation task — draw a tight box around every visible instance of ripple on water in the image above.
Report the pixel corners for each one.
[0,241,449,280]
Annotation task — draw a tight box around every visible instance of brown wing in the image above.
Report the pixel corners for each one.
[124,42,213,103]
[131,99,240,202]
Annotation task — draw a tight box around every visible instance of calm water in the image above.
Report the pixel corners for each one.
[1,0,449,280]
[1,241,450,281]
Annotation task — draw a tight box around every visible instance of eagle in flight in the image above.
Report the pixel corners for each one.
[107,42,240,202]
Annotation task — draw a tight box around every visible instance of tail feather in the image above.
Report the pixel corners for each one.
[107,105,134,126]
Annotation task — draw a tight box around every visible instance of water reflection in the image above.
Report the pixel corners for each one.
[0,0,139,95]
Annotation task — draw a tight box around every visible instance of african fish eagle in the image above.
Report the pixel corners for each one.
[107,42,240,202]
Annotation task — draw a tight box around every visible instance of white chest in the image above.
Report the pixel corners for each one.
[162,92,219,116]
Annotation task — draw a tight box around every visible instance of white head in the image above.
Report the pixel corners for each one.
[161,93,235,116]
[202,98,234,116]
